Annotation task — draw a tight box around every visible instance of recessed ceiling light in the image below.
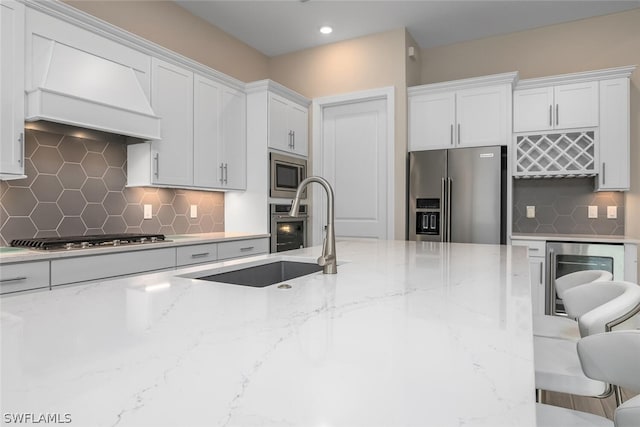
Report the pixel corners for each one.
[319,26,333,35]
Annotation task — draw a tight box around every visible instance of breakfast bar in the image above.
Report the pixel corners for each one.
[1,240,534,426]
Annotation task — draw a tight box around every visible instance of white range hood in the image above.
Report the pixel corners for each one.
[25,40,161,140]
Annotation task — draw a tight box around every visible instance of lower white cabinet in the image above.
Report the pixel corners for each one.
[50,248,175,286]
[0,261,49,294]
[512,239,546,315]
[176,243,218,267]
[218,238,269,260]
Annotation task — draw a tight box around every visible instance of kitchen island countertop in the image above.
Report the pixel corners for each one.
[0,239,534,427]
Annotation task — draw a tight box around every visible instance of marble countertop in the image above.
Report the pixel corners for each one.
[512,233,640,244]
[0,240,534,427]
[0,232,269,264]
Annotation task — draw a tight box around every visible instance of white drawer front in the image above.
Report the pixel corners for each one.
[176,243,218,266]
[1,261,50,294]
[512,239,546,256]
[218,238,269,260]
[51,248,175,286]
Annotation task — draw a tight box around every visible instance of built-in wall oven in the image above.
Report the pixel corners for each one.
[270,204,307,253]
[546,241,625,315]
[270,152,307,199]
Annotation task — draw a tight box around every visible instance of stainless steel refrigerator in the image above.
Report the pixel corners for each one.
[408,146,507,244]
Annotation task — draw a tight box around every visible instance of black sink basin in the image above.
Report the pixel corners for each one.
[197,261,322,287]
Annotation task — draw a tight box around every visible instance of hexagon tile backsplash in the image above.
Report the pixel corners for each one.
[0,129,225,246]
[512,178,624,235]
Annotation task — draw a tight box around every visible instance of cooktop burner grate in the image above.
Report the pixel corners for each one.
[11,233,166,251]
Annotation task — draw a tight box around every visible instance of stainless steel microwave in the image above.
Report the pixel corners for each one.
[270,152,307,199]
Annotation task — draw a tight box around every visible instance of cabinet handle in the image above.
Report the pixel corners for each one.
[18,132,24,165]
[602,162,606,185]
[224,163,228,184]
[457,123,460,145]
[450,124,453,146]
[549,105,552,127]
[555,104,559,126]
[288,130,294,148]
[529,247,539,252]
[190,252,210,258]
[539,262,543,285]
[220,163,224,184]
[154,153,159,178]
[240,246,254,252]
[292,130,295,149]
[0,277,27,283]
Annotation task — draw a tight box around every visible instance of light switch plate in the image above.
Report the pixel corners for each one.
[588,206,598,219]
[526,206,535,219]
[143,204,152,219]
[607,206,617,219]
[190,205,198,219]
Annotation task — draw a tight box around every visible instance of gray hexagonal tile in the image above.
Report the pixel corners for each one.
[1,217,37,242]
[35,230,59,238]
[570,206,589,223]
[535,205,557,225]
[187,224,202,234]
[103,167,126,191]
[24,131,38,157]
[0,180,7,198]
[122,204,144,227]
[157,204,176,226]
[186,191,203,205]
[31,203,63,230]
[125,226,143,234]
[6,158,37,188]
[212,206,224,224]
[85,228,103,235]
[83,139,107,153]
[81,152,108,178]
[103,192,127,215]
[0,204,8,230]
[57,190,86,216]
[31,145,64,174]
[171,215,189,234]
[123,187,145,204]
[536,224,556,234]
[200,196,216,215]
[591,219,618,235]
[158,225,175,235]
[157,188,174,204]
[172,194,189,215]
[553,215,576,233]
[81,178,108,203]
[57,217,85,236]
[102,216,127,234]
[58,136,88,163]
[31,175,63,202]
[58,163,87,190]
[82,203,108,229]
[554,196,580,216]
[140,216,161,234]
[1,187,37,216]
[33,130,63,147]
[200,214,214,232]
[141,191,160,207]
[514,217,538,233]
[102,143,126,167]
[573,224,595,235]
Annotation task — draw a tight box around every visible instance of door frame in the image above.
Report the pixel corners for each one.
[311,86,395,245]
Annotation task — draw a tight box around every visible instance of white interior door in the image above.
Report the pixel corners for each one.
[319,98,388,240]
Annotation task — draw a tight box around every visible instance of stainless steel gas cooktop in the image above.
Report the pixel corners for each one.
[10,233,166,251]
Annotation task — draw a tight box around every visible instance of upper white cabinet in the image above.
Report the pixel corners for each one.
[268,92,309,157]
[513,82,598,132]
[408,72,517,151]
[128,62,246,191]
[596,77,630,191]
[0,0,25,180]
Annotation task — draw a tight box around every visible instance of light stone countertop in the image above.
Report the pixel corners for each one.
[0,232,270,264]
[0,239,534,427]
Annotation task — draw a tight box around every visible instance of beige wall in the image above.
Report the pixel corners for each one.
[64,1,269,82]
[269,28,412,239]
[420,8,640,239]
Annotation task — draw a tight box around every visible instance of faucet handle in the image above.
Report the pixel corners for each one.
[317,255,327,266]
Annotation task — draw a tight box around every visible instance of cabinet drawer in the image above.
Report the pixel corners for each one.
[176,243,218,266]
[218,238,268,260]
[0,261,50,294]
[512,239,546,257]
[51,248,175,286]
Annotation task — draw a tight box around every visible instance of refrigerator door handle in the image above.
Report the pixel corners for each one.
[446,177,452,242]
[440,178,446,242]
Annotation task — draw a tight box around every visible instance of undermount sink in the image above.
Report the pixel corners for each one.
[197,261,323,288]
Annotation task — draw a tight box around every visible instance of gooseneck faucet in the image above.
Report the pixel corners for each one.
[289,176,337,274]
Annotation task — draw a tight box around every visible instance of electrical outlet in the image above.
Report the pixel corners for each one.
[190,205,198,219]
[143,204,152,219]
[526,206,535,219]
[607,206,617,219]
[588,206,598,219]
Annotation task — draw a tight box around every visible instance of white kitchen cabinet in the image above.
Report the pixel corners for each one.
[218,238,269,260]
[514,82,598,133]
[512,239,546,315]
[219,86,246,189]
[0,0,25,179]
[268,92,309,157]
[176,243,218,266]
[595,78,630,191]
[0,261,49,294]
[408,72,517,151]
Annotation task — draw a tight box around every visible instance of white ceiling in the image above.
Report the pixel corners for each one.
[175,1,640,57]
